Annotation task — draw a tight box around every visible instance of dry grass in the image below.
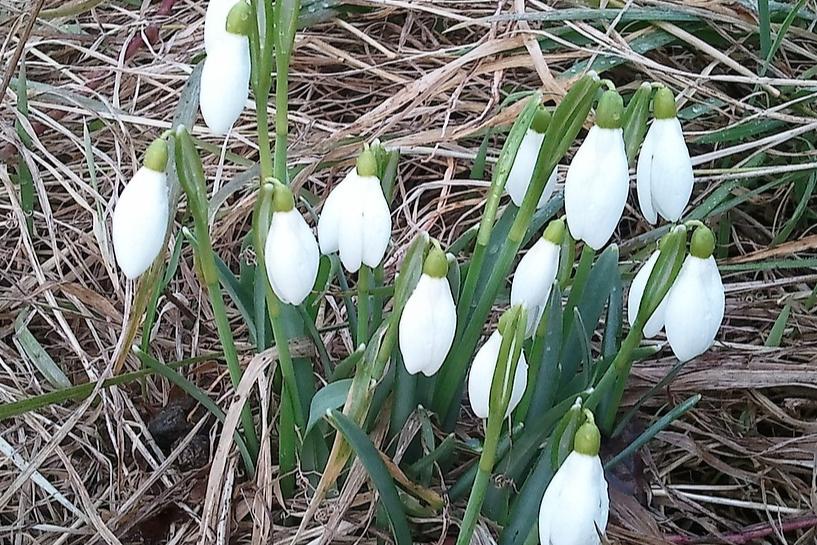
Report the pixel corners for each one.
[2,0,817,543]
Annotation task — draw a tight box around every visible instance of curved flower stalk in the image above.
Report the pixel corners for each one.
[112,138,170,279]
[636,86,694,224]
[627,250,667,339]
[317,148,391,273]
[506,106,558,209]
[399,243,457,376]
[510,218,564,337]
[264,183,319,305]
[664,226,725,361]
[467,329,528,419]
[564,89,629,250]
[539,410,609,545]
[200,1,251,135]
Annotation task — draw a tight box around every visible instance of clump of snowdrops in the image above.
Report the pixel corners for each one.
[109,1,726,544]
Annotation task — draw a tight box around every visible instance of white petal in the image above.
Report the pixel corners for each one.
[511,238,559,337]
[112,167,169,279]
[636,122,658,225]
[338,203,364,273]
[650,118,694,222]
[200,38,250,135]
[360,176,391,268]
[317,170,355,255]
[539,451,609,545]
[664,255,724,361]
[204,0,241,53]
[626,250,666,338]
[565,126,629,249]
[467,331,528,419]
[399,275,456,376]
[506,129,545,207]
[264,209,319,305]
[538,166,559,209]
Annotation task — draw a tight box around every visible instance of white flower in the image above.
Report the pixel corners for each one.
[664,254,724,362]
[636,117,693,224]
[317,159,391,273]
[200,37,250,135]
[112,165,169,279]
[538,450,609,545]
[511,232,561,337]
[467,331,528,419]
[204,0,240,53]
[399,267,456,376]
[506,129,558,209]
[626,250,668,339]
[564,123,629,249]
[264,206,319,306]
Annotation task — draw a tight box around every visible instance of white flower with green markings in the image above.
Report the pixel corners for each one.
[112,138,170,279]
[564,89,629,250]
[200,1,251,135]
[539,411,609,545]
[510,218,564,337]
[317,149,392,273]
[467,329,528,419]
[398,244,457,376]
[264,183,319,306]
[627,249,667,339]
[637,86,694,224]
[506,107,558,209]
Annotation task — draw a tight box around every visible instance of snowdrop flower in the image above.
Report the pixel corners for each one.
[539,411,609,545]
[637,86,694,224]
[264,183,319,305]
[510,218,564,337]
[112,139,170,279]
[317,149,391,273]
[627,250,668,339]
[564,89,629,250]
[467,329,528,419]
[506,107,558,209]
[200,1,251,135]
[398,244,456,376]
[204,0,239,53]
[664,226,725,362]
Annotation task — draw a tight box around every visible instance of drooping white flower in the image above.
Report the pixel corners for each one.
[200,1,251,135]
[539,414,609,545]
[398,246,456,376]
[564,90,629,250]
[626,250,668,339]
[506,108,559,209]
[264,185,319,305]
[112,139,169,279]
[636,86,694,225]
[510,219,563,337]
[467,330,528,419]
[317,150,391,273]
[664,227,724,361]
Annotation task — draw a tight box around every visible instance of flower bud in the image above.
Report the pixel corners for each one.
[511,223,561,337]
[505,105,558,209]
[467,330,528,419]
[112,138,170,279]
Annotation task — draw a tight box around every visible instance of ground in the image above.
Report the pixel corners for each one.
[1,0,817,544]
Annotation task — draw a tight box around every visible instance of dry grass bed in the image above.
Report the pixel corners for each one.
[1,0,817,543]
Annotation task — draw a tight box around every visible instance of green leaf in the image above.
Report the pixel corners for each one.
[620,83,652,166]
[306,379,352,436]
[326,410,412,545]
[498,444,555,545]
[13,313,71,390]
[765,301,791,347]
[470,131,491,180]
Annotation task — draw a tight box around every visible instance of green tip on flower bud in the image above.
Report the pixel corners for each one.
[596,90,624,129]
[573,410,601,456]
[356,148,378,177]
[653,86,677,120]
[543,218,566,245]
[690,225,716,259]
[423,244,449,278]
[143,138,168,172]
[531,106,552,134]
[272,182,295,212]
[225,1,252,36]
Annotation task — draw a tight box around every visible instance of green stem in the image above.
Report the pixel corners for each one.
[357,265,371,345]
[562,244,595,337]
[247,1,274,179]
[456,432,499,545]
[273,54,290,182]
